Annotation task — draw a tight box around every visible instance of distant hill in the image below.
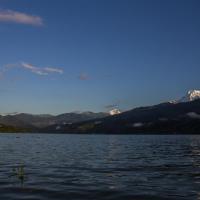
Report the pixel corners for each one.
[0,112,109,129]
[43,99,200,134]
[1,90,200,134]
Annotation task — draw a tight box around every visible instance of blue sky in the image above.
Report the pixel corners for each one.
[0,0,200,114]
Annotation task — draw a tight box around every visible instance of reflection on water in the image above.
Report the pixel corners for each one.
[189,137,200,200]
[0,133,199,200]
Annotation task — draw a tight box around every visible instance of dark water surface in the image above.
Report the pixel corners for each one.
[0,133,200,200]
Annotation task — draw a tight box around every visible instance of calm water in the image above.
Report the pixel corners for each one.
[0,134,200,200]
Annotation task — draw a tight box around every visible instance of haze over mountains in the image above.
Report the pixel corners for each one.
[0,90,200,133]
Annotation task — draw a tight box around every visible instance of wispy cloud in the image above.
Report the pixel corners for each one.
[105,104,118,109]
[4,63,18,70]
[44,67,63,74]
[78,73,89,80]
[21,62,63,76]
[0,62,63,79]
[21,62,49,75]
[105,100,123,110]
[0,9,43,26]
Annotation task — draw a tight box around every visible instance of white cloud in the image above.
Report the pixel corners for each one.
[0,62,64,80]
[0,10,43,26]
[21,62,63,76]
[21,62,36,70]
[21,62,48,75]
[1,62,63,77]
[44,67,63,74]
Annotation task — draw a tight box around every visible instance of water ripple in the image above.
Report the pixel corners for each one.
[0,134,199,200]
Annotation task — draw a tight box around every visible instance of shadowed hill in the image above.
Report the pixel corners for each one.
[43,100,200,134]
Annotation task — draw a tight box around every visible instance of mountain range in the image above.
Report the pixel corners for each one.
[0,112,109,132]
[1,90,200,133]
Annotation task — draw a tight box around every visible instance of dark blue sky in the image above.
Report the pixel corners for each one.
[0,0,200,114]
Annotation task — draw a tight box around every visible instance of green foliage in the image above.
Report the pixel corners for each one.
[78,123,95,131]
[0,124,30,133]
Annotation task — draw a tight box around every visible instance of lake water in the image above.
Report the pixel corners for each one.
[0,133,199,200]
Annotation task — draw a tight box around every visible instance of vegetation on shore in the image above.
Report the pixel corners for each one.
[0,124,31,133]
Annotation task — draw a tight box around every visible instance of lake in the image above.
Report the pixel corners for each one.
[0,133,199,200]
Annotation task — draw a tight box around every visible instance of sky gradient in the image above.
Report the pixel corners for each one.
[0,0,200,114]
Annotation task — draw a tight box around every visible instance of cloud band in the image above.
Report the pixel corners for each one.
[0,10,43,26]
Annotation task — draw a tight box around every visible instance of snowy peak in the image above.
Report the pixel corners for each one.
[109,109,121,115]
[178,90,200,103]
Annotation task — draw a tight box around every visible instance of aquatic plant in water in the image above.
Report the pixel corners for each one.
[12,164,25,185]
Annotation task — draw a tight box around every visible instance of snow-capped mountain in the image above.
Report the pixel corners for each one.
[177,90,200,103]
[109,109,121,115]
[51,95,200,134]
